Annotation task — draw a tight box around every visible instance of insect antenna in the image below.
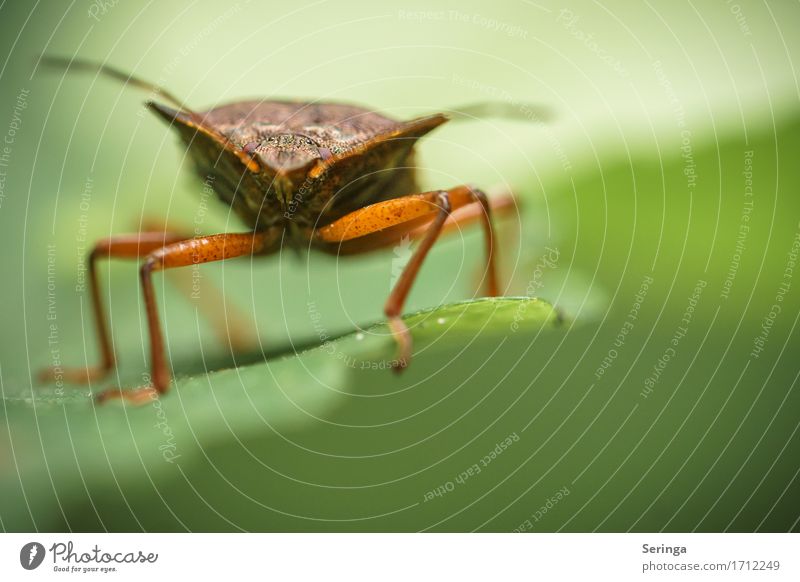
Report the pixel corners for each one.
[37,55,198,118]
[38,55,262,171]
[445,101,555,125]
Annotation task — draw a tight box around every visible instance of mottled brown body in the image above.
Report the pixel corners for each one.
[149,100,446,242]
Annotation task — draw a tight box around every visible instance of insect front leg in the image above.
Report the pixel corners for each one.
[137,216,260,352]
[383,191,452,370]
[315,185,500,371]
[94,229,278,405]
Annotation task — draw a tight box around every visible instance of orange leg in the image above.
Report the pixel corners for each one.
[138,216,260,352]
[94,230,278,405]
[413,188,517,246]
[315,185,499,370]
[38,231,186,385]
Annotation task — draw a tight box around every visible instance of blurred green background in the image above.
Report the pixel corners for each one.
[0,0,799,531]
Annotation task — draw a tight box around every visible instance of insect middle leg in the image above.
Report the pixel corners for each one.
[315,185,499,370]
[37,231,186,385]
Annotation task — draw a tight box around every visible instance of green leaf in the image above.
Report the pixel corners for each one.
[1,297,561,531]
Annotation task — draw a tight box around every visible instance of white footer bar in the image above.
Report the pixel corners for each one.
[1,533,797,580]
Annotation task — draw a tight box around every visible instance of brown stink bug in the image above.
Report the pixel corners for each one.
[37,56,542,404]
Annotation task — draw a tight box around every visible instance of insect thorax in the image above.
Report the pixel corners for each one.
[188,130,421,234]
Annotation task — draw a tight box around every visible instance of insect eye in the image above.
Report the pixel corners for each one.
[242,141,259,155]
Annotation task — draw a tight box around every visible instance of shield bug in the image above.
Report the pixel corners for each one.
[37,56,547,404]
